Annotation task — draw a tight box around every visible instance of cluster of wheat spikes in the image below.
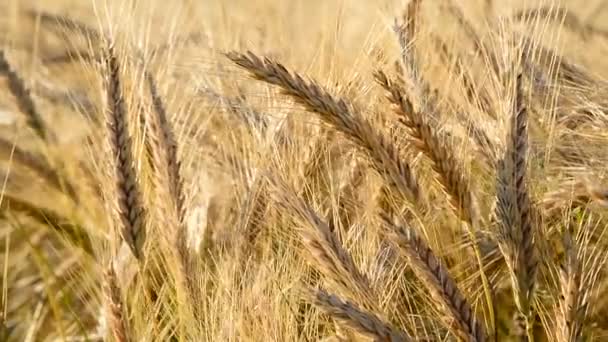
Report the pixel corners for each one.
[2,0,608,341]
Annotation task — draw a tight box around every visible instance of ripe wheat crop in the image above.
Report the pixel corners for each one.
[1,0,608,341]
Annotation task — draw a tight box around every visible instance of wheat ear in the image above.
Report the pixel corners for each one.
[267,175,376,310]
[143,68,202,321]
[557,229,588,342]
[0,50,51,142]
[0,193,93,255]
[144,72,186,224]
[382,215,488,342]
[374,70,481,228]
[226,51,423,209]
[495,73,537,340]
[103,262,130,342]
[313,288,412,342]
[103,43,147,261]
[0,137,77,199]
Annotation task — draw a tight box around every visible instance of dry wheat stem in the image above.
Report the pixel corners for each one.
[382,216,488,342]
[313,288,412,342]
[104,43,147,261]
[226,51,424,209]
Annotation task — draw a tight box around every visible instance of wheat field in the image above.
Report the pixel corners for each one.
[1,0,608,341]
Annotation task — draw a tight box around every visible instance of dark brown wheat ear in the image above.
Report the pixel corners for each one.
[312,288,412,342]
[142,63,202,321]
[494,72,537,340]
[226,51,425,211]
[103,42,147,262]
[374,69,481,228]
[381,215,488,342]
